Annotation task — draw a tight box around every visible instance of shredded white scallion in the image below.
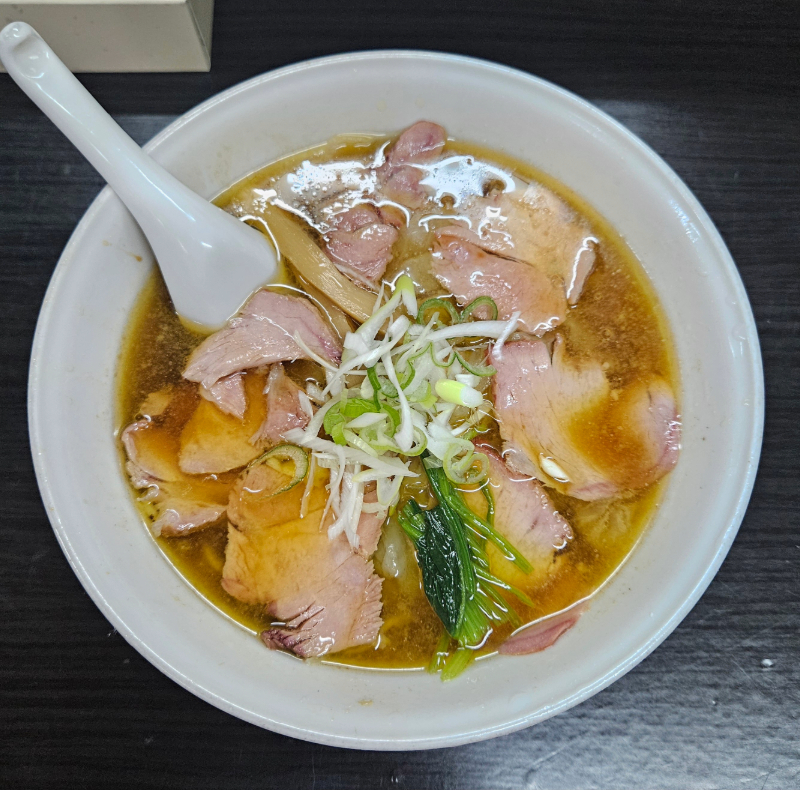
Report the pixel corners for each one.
[299,452,316,518]
[291,276,513,549]
[492,310,521,360]
[292,331,338,372]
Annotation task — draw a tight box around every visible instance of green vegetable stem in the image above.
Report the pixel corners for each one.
[396,456,534,680]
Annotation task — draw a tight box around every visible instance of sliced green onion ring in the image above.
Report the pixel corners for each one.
[246,444,309,496]
[417,297,460,327]
[366,366,382,409]
[402,427,429,457]
[430,344,456,368]
[367,365,399,398]
[407,342,432,365]
[460,296,498,322]
[382,403,401,432]
[399,364,416,390]
[342,428,380,457]
[440,440,489,485]
[454,350,496,377]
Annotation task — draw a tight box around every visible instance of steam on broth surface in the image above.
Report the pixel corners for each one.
[117,122,680,676]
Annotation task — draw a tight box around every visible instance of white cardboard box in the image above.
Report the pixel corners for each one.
[0,0,213,72]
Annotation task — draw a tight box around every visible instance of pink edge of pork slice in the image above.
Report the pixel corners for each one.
[477,444,573,567]
[378,120,447,209]
[121,421,225,537]
[385,121,448,167]
[476,446,584,657]
[432,229,567,335]
[567,239,597,306]
[451,184,599,306]
[121,420,182,483]
[147,495,226,539]
[352,489,386,559]
[183,290,343,391]
[324,204,400,285]
[498,601,588,656]
[261,563,384,658]
[250,363,311,448]
[491,337,681,501]
[222,466,386,659]
[199,372,247,420]
[490,336,617,500]
[623,377,682,488]
[261,490,387,657]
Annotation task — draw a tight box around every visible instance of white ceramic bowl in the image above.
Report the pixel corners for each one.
[28,51,763,750]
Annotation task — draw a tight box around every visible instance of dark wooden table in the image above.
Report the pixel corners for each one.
[2,2,798,787]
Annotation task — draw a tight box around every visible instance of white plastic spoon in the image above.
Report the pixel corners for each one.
[0,21,277,330]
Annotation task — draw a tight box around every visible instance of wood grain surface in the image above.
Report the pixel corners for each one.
[1,1,798,787]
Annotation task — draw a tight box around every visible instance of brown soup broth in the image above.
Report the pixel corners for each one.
[116,134,678,670]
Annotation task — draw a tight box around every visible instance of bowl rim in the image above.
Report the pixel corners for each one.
[28,49,764,749]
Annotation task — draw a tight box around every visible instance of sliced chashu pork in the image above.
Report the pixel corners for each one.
[442,183,598,306]
[178,372,268,474]
[462,447,582,654]
[264,120,444,232]
[324,203,402,285]
[378,120,447,209]
[181,365,312,474]
[199,373,246,419]
[479,446,573,560]
[250,363,311,448]
[121,385,230,536]
[499,602,588,656]
[432,231,567,335]
[222,464,386,658]
[183,290,342,392]
[463,446,573,591]
[491,336,681,501]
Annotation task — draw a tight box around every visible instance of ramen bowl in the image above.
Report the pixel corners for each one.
[28,51,763,749]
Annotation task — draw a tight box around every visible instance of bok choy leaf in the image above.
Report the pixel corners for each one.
[397,457,535,679]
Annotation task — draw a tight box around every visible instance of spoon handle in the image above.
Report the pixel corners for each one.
[0,21,275,328]
[0,22,208,235]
